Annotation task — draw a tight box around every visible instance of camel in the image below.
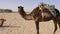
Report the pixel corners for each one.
[0,18,6,27]
[18,4,60,34]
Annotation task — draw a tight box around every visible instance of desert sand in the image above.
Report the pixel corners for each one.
[0,12,60,34]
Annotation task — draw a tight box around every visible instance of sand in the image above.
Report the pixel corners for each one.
[0,12,60,34]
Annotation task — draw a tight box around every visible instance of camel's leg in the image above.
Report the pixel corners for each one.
[35,20,39,34]
[57,22,60,28]
[57,18,60,28]
[53,20,58,34]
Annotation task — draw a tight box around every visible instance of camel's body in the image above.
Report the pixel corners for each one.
[18,3,60,34]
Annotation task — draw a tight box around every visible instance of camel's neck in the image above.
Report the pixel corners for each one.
[18,9,26,17]
[18,8,33,20]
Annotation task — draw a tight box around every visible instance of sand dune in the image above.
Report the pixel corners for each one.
[0,12,60,34]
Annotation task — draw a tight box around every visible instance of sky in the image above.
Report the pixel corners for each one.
[0,0,60,12]
[0,0,18,11]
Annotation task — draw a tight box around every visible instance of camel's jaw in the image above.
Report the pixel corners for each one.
[18,6,24,11]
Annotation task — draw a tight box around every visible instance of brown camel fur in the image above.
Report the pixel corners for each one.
[18,4,60,34]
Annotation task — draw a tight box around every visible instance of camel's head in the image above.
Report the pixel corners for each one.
[18,6,24,11]
[18,6,24,8]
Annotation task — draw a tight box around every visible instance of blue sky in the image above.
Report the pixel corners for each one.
[0,0,18,11]
[0,0,60,12]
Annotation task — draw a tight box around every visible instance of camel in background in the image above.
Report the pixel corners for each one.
[0,18,6,27]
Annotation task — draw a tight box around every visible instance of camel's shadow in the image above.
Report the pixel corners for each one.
[0,25,21,28]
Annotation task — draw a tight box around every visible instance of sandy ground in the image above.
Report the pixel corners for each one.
[0,12,60,34]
